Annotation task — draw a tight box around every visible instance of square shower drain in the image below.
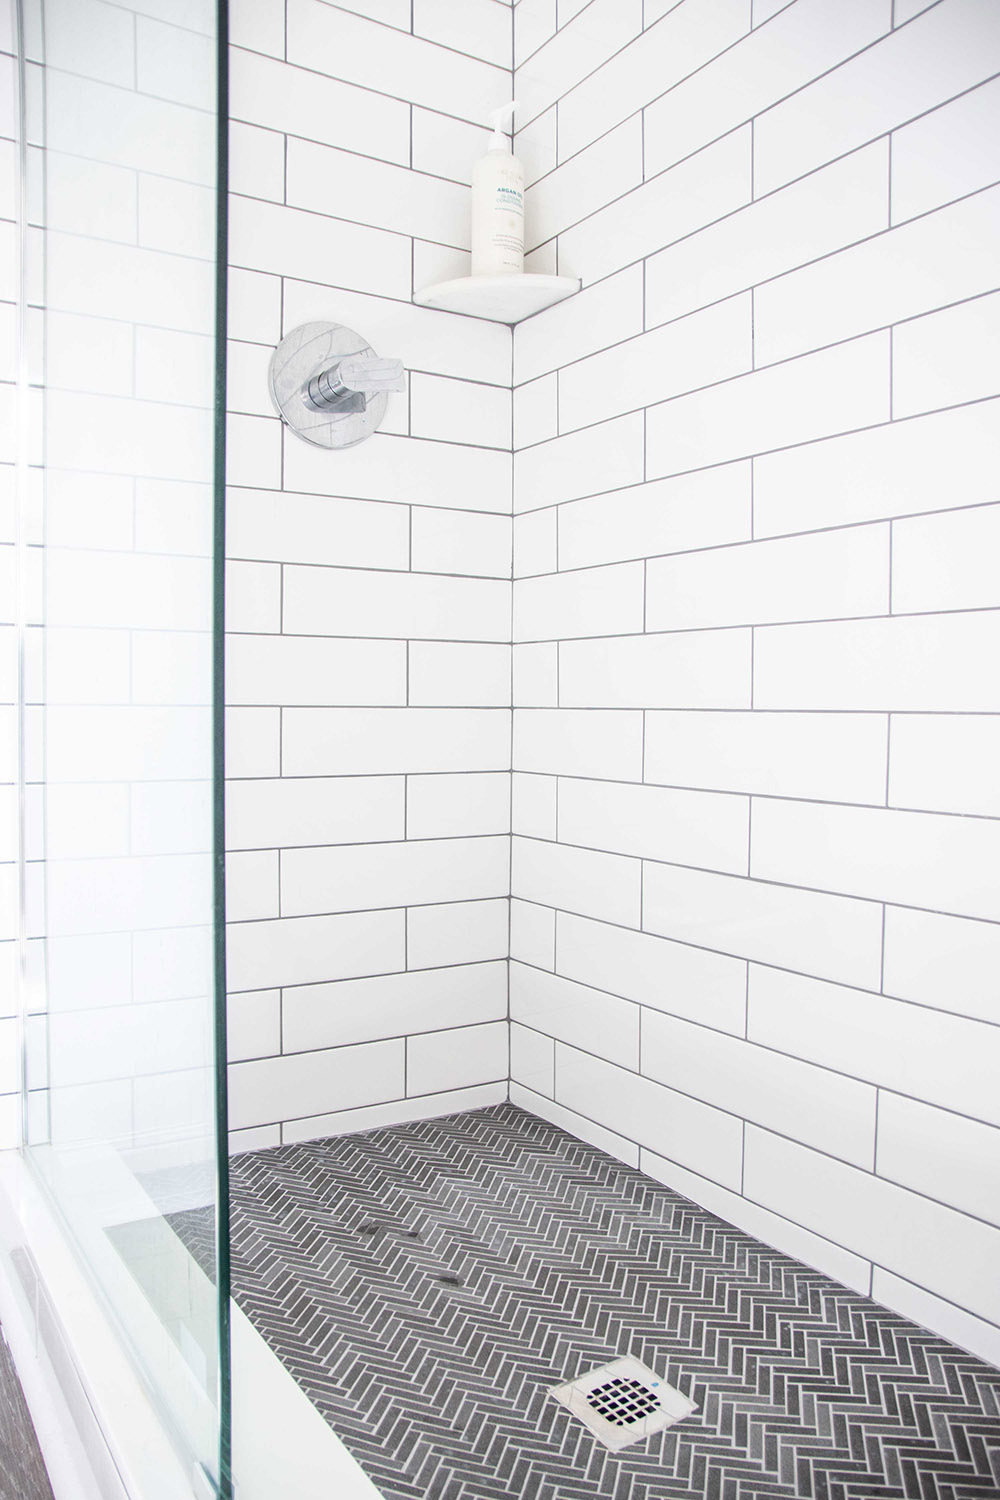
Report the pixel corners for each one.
[549,1357,698,1453]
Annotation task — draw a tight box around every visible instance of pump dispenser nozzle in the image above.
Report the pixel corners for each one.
[488,100,518,148]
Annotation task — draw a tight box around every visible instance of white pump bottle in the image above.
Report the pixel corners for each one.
[471,101,524,277]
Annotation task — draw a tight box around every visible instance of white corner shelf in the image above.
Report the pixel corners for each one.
[413,273,581,325]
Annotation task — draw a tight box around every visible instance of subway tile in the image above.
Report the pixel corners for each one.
[226,560,281,633]
[557,0,749,161]
[229,196,410,300]
[514,562,643,641]
[560,630,752,709]
[513,708,643,779]
[558,777,748,875]
[748,964,1000,1126]
[893,290,1000,418]
[744,1127,1000,1326]
[645,0,888,179]
[409,642,511,706]
[515,0,642,126]
[511,960,639,1068]
[512,643,558,705]
[407,900,509,969]
[558,466,751,571]
[871,1270,1000,1370]
[512,835,642,928]
[226,635,406,707]
[281,835,509,917]
[283,708,511,776]
[646,332,890,478]
[410,375,512,450]
[138,174,215,259]
[514,107,557,188]
[646,143,889,329]
[525,117,642,252]
[36,68,214,183]
[227,268,282,346]
[406,772,511,838]
[510,1023,555,1098]
[755,611,1000,712]
[644,1011,877,1167]
[877,1092,1000,1227]
[515,0,556,68]
[228,487,409,571]
[647,525,889,632]
[559,128,751,287]
[287,136,468,247]
[882,905,1000,1025]
[226,337,274,417]
[413,0,511,67]
[753,401,1000,536]
[27,148,136,245]
[227,909,405,992]
[754,0,1000,196]
[513,374,558,451]
[560,295,752,433]
[44,550,210,633]
[137,17,213,109]
[511,772,557,840]
[334,0,411,28]
[407,1020,508,1095]
[229,0,286,57]
[227,989,281,1064]
[411,509,511,578]
[556,1045,744,1188]
[644,863,883,989]
[226,776,405,852]
[645,710,888,805]
[514,266,642,385]
[513,508,557,577]
[226,413,281,490]
[889,714,1000,818]
[283,566,510,642]
[510,899,556,969]
[756,188,1000,367]
[891,77,1000,223]
[893,503,1000,615]
[228,850,279,921]
[226,707,281,779]
[282,1083,507,1145]
[412,107,492,187]
[283,961,507,1052]
[229,1039,405,1130]
[285,432,512,515]
[510,1080,640,1168]
[514,412,644,511]
[556,911,747,1035]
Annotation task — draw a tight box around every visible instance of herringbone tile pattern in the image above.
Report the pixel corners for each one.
[172,1104,1000,1499]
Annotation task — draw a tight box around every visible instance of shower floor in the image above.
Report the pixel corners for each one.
[173,1103,1000,1500]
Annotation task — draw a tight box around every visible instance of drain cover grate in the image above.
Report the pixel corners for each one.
[550,1357,697,1452]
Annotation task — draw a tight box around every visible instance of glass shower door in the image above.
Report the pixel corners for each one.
[11,0,230,1490]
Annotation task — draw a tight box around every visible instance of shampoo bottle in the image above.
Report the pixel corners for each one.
[471,101,524,277]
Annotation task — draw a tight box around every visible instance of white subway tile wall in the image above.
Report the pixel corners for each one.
[511,0,1000,1363]
[224,0,514,1145]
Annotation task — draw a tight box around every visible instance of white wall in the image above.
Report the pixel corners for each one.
[508,0,1000,1365]
[0,0,17,1147]
[224,0,516,1149]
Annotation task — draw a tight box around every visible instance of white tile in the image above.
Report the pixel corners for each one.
[230,1125,281,1154]
[227,849,279,922]
[891,77,1000,223]
[42,311,134,399]
[754,611,1000,711]
[411,508,511,578]
[513,508,557,577]
[226,414,282,490]
[287,135,468,248]
[644,863,883,989]
[284,431,511,515]
[230,0,286,56]
[44,550,211,632]
[756,188,1000,367]
[559,467,751,572]
[526,117,642,252]
[754,0,1000,196]
[513,708,643,779]
[514,266,642,385]
[283,961,507,1051]
[130,780,212,857]
[644,1011,877,1167]
[229,1039,405,1130]
[890,714,1000,817]
[645,710,889,805]
[560,629,752,709]
[893,0,937,19]
[515,0,642,126]
[559,128,751,287]
[556,911,747,1035]
[645,0,888,179]
[511,962,639,1069]
[753,401,1000,537]
[512,643,558,706]
[229,195,410,300]
[414,0,511,65]
[226,560,281,634]
[882,905,1000,1024]
[513,374,558,451]
[278,709,503,779]
[648,525,889,632]
[407,900,509,968]
[226,635,406,707]
[412,109,492,186]
[227,909,405,992]
[871,1269,1000,1369]
[282,1083,507,1143]
[137,17,213,108]
[287,0,511,122]
[406,772,511,838]
[409,642,511,706]
[510,1023,555,1097]
[333,0,411,27]
[412,238,471,287]
[514,562,643,641]
[559,777,748,875]
[560,294,753,434]
[227,338,275,417]
[556,1045,744,1188]
[227,989,281,1063]
[515,412,644,511]
[515,0,556,67]
[410,375,512,449]
[138,175,215,259]
[512,834,641,927]
[510,899,555,968]
[646,332,891,478]
[407,1020,508,1094]
[557,0,749,160]
[510,1080,640,1168]
[226,777,405,851]
[511,772,557,839]
[283,565,510,642]
[28,0,135,84]
[744,1127,1000,1326]
[514,107,557,187]
[893,290,1000,418]
[228,487,410,571]
[877,1092,1000,1227]
[36,67,211,182]
[748,964,1000,1126]
[281,835,509,917]
[226,707,280,780]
